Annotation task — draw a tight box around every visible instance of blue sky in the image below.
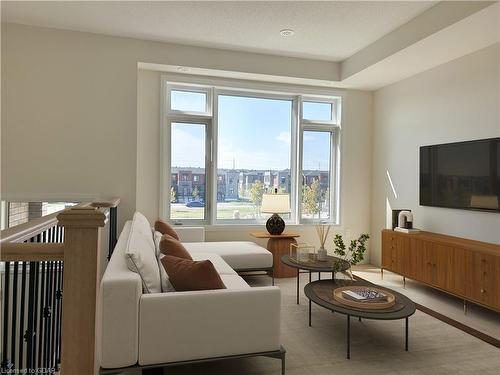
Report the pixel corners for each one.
[171,94,331,171]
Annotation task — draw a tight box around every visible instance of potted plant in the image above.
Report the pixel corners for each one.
[332,233,370,279]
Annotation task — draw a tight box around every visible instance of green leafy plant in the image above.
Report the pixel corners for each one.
[332,233,370,276]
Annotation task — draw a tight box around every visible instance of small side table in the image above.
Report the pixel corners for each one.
[250,232,300,278]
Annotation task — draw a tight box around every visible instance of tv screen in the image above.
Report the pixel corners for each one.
[420,138,500,212]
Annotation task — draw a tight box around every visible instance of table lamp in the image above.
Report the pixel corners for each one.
[261,193,290,235]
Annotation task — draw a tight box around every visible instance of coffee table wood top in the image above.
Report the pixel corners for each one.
[249,231,300,239]
[305,279,416,320]
[281,254,350,272]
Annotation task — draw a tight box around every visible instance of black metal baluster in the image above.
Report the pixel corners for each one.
[1,262,12,371]
[50,261,57,370]
[37,262,46,369]
[44,262,53,370]
[36,234,41,243]
[31,262,40,370]
[10,262,19,369]
[19,262,27,370]
[57,263,64,366]
[52,263,59,369]
[26,262,36,370]
[108,206,118,260]
[55,262,63,368]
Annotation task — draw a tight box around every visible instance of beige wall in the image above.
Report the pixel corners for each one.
[3,23,373,258]
[0,22,339,229]
[371,43,500,265]
[137,70,373,255]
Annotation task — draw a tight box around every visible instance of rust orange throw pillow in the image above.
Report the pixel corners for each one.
[159,234,192,260]
[154,219,180,240]
[161,255,226,291]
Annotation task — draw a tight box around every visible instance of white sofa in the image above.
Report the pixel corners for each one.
[99,214,285,374]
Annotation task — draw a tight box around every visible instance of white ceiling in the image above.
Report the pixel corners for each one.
[1,1,436,61]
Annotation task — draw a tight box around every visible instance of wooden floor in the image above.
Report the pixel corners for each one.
[120,270,500,375]
[354,264,500,342]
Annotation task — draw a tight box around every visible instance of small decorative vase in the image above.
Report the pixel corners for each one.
[317,247,328,261]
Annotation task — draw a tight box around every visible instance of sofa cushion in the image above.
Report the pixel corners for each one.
[160,234,192,260]
[154,219,179,240]
[161,255,225,291]
[153,231,175,292]
[219,275,251,289]
[183,241,273,270]
[153,231,162,258]
[125,212,162,293]
[190,252,237,275]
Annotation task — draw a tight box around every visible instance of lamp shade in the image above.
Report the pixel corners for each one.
[261,194,290,214]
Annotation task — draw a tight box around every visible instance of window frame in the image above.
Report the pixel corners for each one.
[160,76,342,226]
[298,96,341,224]
[212,88,299,225]
[167,83,213,117]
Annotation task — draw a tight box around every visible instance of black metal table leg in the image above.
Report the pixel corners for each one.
[296,268,299,305]
[309,300,312,327]
[405,317,409,351]
[347,315,351,359]
[309,271,311,283]
[318,272,321,280]
[358,317,361,322]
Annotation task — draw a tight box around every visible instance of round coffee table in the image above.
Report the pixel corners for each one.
[304,279,416,359]
[281,254,350,305]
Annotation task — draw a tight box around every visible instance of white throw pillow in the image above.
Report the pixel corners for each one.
[125,212,161,293]
[153,231,175,292]
[153,231,162,258]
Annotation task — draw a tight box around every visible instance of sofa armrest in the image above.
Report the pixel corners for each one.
[174,226,205,242]
[138,287,281,365]
[100,272,142,368]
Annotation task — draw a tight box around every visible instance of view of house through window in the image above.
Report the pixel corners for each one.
[217,95,292,220]
[170,122,206,220]
[301,131,332,220]
[165,81,340,224]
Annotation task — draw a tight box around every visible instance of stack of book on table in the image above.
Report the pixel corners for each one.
[342,288,388,303]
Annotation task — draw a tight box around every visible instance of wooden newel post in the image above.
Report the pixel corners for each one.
[57,206,106,375]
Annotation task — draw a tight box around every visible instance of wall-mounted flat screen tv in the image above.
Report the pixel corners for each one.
[420,138,500,212]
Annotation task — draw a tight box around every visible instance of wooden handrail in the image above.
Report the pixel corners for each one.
[0,243,64,261]
[0,198,119,244]
[1,210,61,244]
[0,198,120,375]
[90,197,120,208]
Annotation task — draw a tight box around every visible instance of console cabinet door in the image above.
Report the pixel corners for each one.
[381,231,393,270]
[406,238,427,281]
[392,235,407,274]
[423,243,437,285]
[466,252,500,309]
[434,244,465,295]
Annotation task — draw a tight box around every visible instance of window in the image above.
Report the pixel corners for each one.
[162,80,341,225]
[302,101,333,121]
[301,131,332,220]
[216,94,293,221]
[170,122,207,221]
